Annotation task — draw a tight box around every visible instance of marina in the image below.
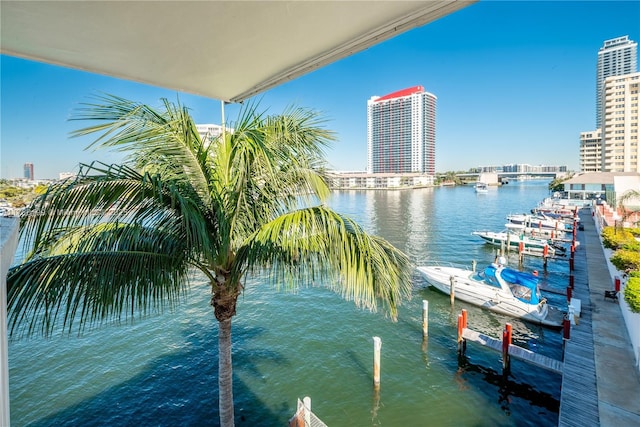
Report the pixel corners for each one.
[7,180,639,426]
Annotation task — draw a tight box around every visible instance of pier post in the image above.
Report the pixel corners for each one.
[373,337,381,388]
[449,276,455,305]
[502,323,512,373]
[472,260,476,273]
[457,313,467,355]
[567,286,572,304]
[422,300,429,338]
[462,309,468,329]
[506,233,511,252]
[569,274,574,289]
[569,257,574,271]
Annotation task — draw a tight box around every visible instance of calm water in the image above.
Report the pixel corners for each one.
[9,180,570,426]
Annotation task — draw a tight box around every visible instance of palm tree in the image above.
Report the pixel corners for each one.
[7,95,413,427]
[618,189,640,226]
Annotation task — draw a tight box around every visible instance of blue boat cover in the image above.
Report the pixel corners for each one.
[500,267,542,304]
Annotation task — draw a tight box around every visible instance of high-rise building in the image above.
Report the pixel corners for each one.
[596,36,637,128]
[367,86,436,174]
[579,129,602,172]
[23,163,34,180]
[600,72,640,172]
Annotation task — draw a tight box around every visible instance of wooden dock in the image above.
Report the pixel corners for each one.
[557,215,599,426]
[461,328,563,374]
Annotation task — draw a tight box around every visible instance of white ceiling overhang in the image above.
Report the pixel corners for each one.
[1,1,475,103]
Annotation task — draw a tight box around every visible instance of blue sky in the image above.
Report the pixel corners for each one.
[2,1,639,179]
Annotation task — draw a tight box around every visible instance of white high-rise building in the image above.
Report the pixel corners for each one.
[596,36,637,128]
[196,124,226,146]
[367,86,436,174]
[600,72,640,173]
[579,129,602,172]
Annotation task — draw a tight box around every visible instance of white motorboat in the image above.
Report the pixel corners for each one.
[506,213,573,232]
[474,182,489,193]
[504,222,568,241]
[416,261,563,327]
[471,230,563,257]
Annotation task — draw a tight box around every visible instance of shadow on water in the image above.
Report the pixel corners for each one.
[456,353,560,417]
[25,324,291,427]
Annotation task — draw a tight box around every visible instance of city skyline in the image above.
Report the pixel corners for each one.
[2,1,640,179]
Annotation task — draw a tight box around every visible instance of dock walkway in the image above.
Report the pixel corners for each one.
[461,328,563,374]
[558,209,640,426]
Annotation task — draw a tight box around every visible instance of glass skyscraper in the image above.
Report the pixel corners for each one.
[367,86,436,174]
[23,162,34,180]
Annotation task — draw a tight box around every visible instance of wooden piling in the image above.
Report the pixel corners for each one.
[569,274,574,289]
[449,276,455,305]
[462,309,467,330]
[422,300,429,337]
[567,286,572,303]
[457,313,466,355]
[502,323,512,373]
[373,337,381,388]
[518,241,524,264]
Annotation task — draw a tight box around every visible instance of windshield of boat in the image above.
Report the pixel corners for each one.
[480,265,502,289]
[500,267,542,304]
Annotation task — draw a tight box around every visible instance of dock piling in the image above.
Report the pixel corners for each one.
[422,300,429,338]
[373,336,381,388]
[502,323,512,373]
[449,276,455,305]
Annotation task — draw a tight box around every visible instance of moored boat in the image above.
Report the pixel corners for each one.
[416,261,563,327]
[471,230,562,257]
[506,213,574,232]
[504,222,569,241]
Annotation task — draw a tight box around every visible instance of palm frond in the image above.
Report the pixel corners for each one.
[234,206,413,320]
[20,161,217,264]
[8,247,190,337]
[213,103,335,247]
[70,93,214,201]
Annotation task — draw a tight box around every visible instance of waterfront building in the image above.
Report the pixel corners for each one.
[23,163,34,180]
[562,171,640,207]
[601,72,640,173]
[580,129,602,172]
[596,36,637,128]
[196,124,233,147]
[327,171,433,189]
[367,86,436,175]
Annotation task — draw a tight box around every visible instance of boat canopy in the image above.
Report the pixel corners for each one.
[500,268,543,304]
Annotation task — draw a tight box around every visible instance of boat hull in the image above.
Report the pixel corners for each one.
[471,231,558,256]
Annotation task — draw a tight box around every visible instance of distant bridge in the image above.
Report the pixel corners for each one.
[455,171,566,183]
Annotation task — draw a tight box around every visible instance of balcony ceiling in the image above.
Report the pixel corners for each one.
[1,1,475,103]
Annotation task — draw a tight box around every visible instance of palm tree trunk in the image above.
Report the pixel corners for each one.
[218,317,234,427]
